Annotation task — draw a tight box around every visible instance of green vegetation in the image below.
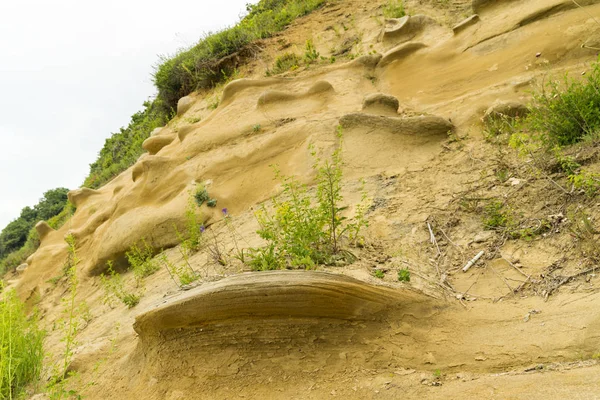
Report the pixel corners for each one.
[153,0,326,109]
[83,100,170,189]
[194,186,210,207]
[397,268,410,282]
[47,234,85,399]
[249,128,368,270]
[206,198,218,208]
[303,39,320,64]
[125,239,160,285]
[482,200,509,229]
[383,0,405,18]
[0,188,71,275]
[0,287,45,399]
[99,261,141,309]
[160,252,199,288]
[527,60,600,146]
[373,269,385,279]
[266,39,322,76]
[266,53,301,76]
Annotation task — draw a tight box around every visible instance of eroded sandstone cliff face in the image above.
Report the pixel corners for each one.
[11,0,600,398]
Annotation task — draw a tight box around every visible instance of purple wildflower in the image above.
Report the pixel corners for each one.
[200,226,205,233]
[222,208,228,215]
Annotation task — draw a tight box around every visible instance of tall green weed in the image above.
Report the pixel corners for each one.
[527,59,600,145]
[0,288,45,399]
[249,128,368,270]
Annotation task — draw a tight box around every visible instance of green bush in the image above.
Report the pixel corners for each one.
[83,99,170,189]
[194,186,210,207]
[303,39,319,64]
[0,289,45,399]
[527,59,600,145]
[249,128,368,270]
[383,0,405,18]
[0,188,69,260]
[397,269,410,282]
[153,0,326,109]
[483,200,509,229]
[100,261,141,309]
[1,189,71,276]
[266,52,301,76]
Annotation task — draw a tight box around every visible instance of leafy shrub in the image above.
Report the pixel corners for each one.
[0,289,45,399]
[266,53,301,76]
[46,201,75,230]
[125,239,160,285]
[483,200,508,229]
[383,0,405,18]
[206,198,218,208]
[527,59,600,145]
[153,0,326,109]
[159,253,199,287]
[373,269,385,279]
[0,188,69,260]
[249,128,368,270]
[303,39,320,64]
[569,170,600,196]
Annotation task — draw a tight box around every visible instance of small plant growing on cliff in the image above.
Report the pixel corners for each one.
[194,186,210,206]
[483,200,509,229]
[383,0,405,18]
[249,127,368,270]
[397,268,410,282]
[304,39,320,64]
[48,234,84,398]
[526,60,600,146]
[266,53,301,76]
[99,261,141,309]
[126,239,159,285]
[373,269,385,279]
[0,289,45,399]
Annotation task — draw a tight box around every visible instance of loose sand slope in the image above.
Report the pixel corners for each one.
[10,0,600,398]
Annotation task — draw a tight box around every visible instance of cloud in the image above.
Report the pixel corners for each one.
[0,0,251,229]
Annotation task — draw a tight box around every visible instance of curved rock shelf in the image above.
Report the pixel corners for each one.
[142,134,175,155]
[382,15,440,44]
[134,271,431,339]
[340,113,454,136]
[378,42,427,68]
[256,80,334,107]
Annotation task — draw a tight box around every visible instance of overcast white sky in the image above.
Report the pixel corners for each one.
[0,0,253,229]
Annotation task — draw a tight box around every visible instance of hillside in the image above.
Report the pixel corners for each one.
[3,0,600,398]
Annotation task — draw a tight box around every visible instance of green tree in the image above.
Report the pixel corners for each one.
[0,218,31,256]
[34,187,69,221]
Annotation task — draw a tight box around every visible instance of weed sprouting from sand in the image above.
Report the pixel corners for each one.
[383,0,405,18]
[397,269,410,282]
[526,60,600,146]
[126,239,160,286]
[248,127,368,270]
[47,234,85,399]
